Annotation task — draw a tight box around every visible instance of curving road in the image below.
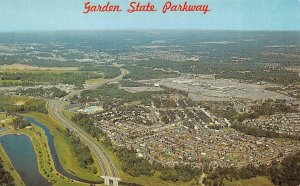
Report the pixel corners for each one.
[49,100,117,178]
[48,66,129,183]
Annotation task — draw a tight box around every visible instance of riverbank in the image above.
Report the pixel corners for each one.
[1,114,92,185]
[20,125,84,185]
[28,112,102,182]
[0,144,25,186]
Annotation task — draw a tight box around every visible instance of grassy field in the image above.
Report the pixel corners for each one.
[224,176,274,186]
[0,113,13,125]
[0,63,78,71]
[0,96,101,182]
[21,126,78,185]
[0,79,22,85]
[28,112,102,182]
[85,77,105,84]
[62,110,76,121]
[0,112,89,185]
[0,96,31,105]
[0,145,25,186]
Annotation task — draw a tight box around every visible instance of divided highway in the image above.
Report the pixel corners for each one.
[48,66,128,182]
[49,100,117,178]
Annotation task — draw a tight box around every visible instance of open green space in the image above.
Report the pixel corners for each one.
[80,83,163,106]
[224,176,274,186]
[0,96,101,183]
[85,77,105,84]
[1,114,79,185]
[0,71,102,86]
[28,112,101,182]
[21,126,76,185]
[0,96,48,114]
[80,65,121,79]
[0,79,22,86]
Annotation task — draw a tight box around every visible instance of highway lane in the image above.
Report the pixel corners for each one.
[48,66,129,180]
[49,100,117,178]
[66,66,129,99]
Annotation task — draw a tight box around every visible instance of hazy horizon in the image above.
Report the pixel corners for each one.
[1,0,300,32]
[1,29,300,34]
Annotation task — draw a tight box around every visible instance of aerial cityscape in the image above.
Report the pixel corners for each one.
[0,31,299,186]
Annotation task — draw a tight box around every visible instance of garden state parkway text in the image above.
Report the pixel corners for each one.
[83,1,210,14]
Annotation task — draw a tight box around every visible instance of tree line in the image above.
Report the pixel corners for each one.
[113,147,202,183]
[11,117,31,130]
[0,99,48,114]
[203,150,300,186]
[16,87,67,99]
[64,129,95,170]
[71,113,112,147]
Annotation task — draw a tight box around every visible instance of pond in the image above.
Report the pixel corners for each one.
[26,117,101,184]
[0,117,102,185]
[0,134,50,186]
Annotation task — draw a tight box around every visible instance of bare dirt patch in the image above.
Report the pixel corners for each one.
[0,63,78,71]
[14,101,25,106]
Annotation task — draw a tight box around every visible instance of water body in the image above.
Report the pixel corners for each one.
[0,134,50,186]
[26,117,102,184]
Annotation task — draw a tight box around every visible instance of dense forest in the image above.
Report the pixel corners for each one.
[114,147,154,177]
[64,129,95,169]
[0,71,102,86]
[209,99,295,123]
[80,65,121,79]
[216,69,300,85]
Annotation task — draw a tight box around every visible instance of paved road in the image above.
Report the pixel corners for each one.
[66,66,129,99]
[48,66,129,179]
[49,100,116,177]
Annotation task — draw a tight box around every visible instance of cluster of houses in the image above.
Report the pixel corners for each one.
[243,113,300,137]
[92,96,300,168]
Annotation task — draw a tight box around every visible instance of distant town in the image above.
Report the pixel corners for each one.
[0,31,299,186]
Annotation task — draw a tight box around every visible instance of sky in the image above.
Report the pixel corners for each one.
[0,0,300,32]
